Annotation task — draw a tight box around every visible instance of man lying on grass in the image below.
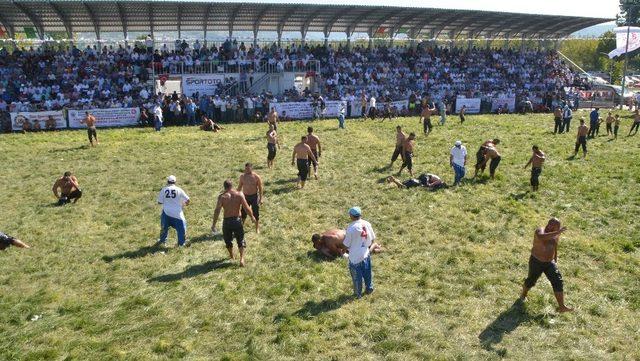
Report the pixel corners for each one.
[0,231,30,251]
[386,173,446,191]
[520,217,573,313]
[311,229,382,259]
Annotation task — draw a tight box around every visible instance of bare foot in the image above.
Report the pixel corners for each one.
[314,173,318,180]
[557,305,573,313]
[239,258,246,267]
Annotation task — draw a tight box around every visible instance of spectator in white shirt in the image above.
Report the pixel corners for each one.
[343,207,377,298]
[450,140,467,186]
[157,175,190,246]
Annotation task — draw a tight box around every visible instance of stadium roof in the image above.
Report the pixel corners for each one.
[0,0,611,40]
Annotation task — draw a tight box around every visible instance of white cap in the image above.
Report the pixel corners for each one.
[455,140,462,146]
[167,175,177,183]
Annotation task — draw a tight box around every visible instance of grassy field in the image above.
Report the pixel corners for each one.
[1,112,639,360]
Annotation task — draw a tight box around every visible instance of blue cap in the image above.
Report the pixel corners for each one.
[348,207,362,217]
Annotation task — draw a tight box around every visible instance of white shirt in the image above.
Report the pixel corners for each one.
[450,145,467,167]
[153,105,163,121]
[369,97,376,108]
[157,184,189,220]
[343,219,376,264]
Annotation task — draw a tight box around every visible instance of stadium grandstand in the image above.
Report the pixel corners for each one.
[0,1,612,131]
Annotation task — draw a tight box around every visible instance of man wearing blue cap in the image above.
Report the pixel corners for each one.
[343,206,377,299]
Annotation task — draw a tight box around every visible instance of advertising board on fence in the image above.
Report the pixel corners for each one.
[455,97,481,114]
[491,97,516,112]
[181,74,238,96]
[68,108,140,128]
[10,111,66,131]
[271,100,409,119]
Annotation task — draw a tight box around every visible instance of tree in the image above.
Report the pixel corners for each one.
[619,0,640,26]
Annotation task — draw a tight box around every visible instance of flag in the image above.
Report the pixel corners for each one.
[0,26,6,38]
[374,27,387,35]
[372,27,388,38]
[24,27,37,39]
[396,28,410,34]
[608,26,640,58]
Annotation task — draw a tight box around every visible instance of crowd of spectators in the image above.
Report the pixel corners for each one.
[0,38,585,126]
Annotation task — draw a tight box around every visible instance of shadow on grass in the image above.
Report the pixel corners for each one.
[148,259,233,282]
[264,178,298,186]
[368,164,393,174]
[305,250,338,262]
[292,294,353,320]
[243,136,264,142]
[188,233,224,245]
[236,164,266,171]
[508,191,530,201]
[103,245,166,263]
[479,299,533,355]
[50,145,90,152]
[272,186,296,195]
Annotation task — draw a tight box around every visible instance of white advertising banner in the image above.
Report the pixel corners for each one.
[68,108,140,128]
[181,74,238,96]
[609,26,640,58]
[270,102,315,119]
[491,97,516,112]
[11,111,66,131]
[455,97,481,114]
[269,100,409,119]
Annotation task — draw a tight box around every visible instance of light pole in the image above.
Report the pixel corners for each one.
[599,52,614,83]
[619,3,639,109]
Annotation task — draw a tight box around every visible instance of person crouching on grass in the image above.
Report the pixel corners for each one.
[52,171,82,206]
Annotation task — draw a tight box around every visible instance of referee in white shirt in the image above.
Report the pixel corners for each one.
[450,140,467,186]
[157,175,190,246]
[343,207,376,298]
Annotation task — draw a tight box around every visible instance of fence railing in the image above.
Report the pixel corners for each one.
[151,59,320,75]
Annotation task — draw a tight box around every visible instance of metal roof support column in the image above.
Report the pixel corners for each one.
[449,30,455,50]
[277,30,282,47]
[388,28,395,47]
[81,1,100,40]
[148,2,155,41]
[49,2,73,39]
[13,1,45,39]
[0,21,14,39]
[367,28,373,49]
[408,29,417,50]
[521,33,526,53]
[203,3,213,46]
[228,4,242,40]
[115,2,127,44]
[177,4,182,40]
[323,30,329,48]
[345,26,355,51]
[253,30,258,47]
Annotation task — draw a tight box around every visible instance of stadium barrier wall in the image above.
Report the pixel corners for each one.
[455,97,482,114]
[270,100,410,119]
[11,108,140,131]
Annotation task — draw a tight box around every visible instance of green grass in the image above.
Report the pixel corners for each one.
[1,112,639,360]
